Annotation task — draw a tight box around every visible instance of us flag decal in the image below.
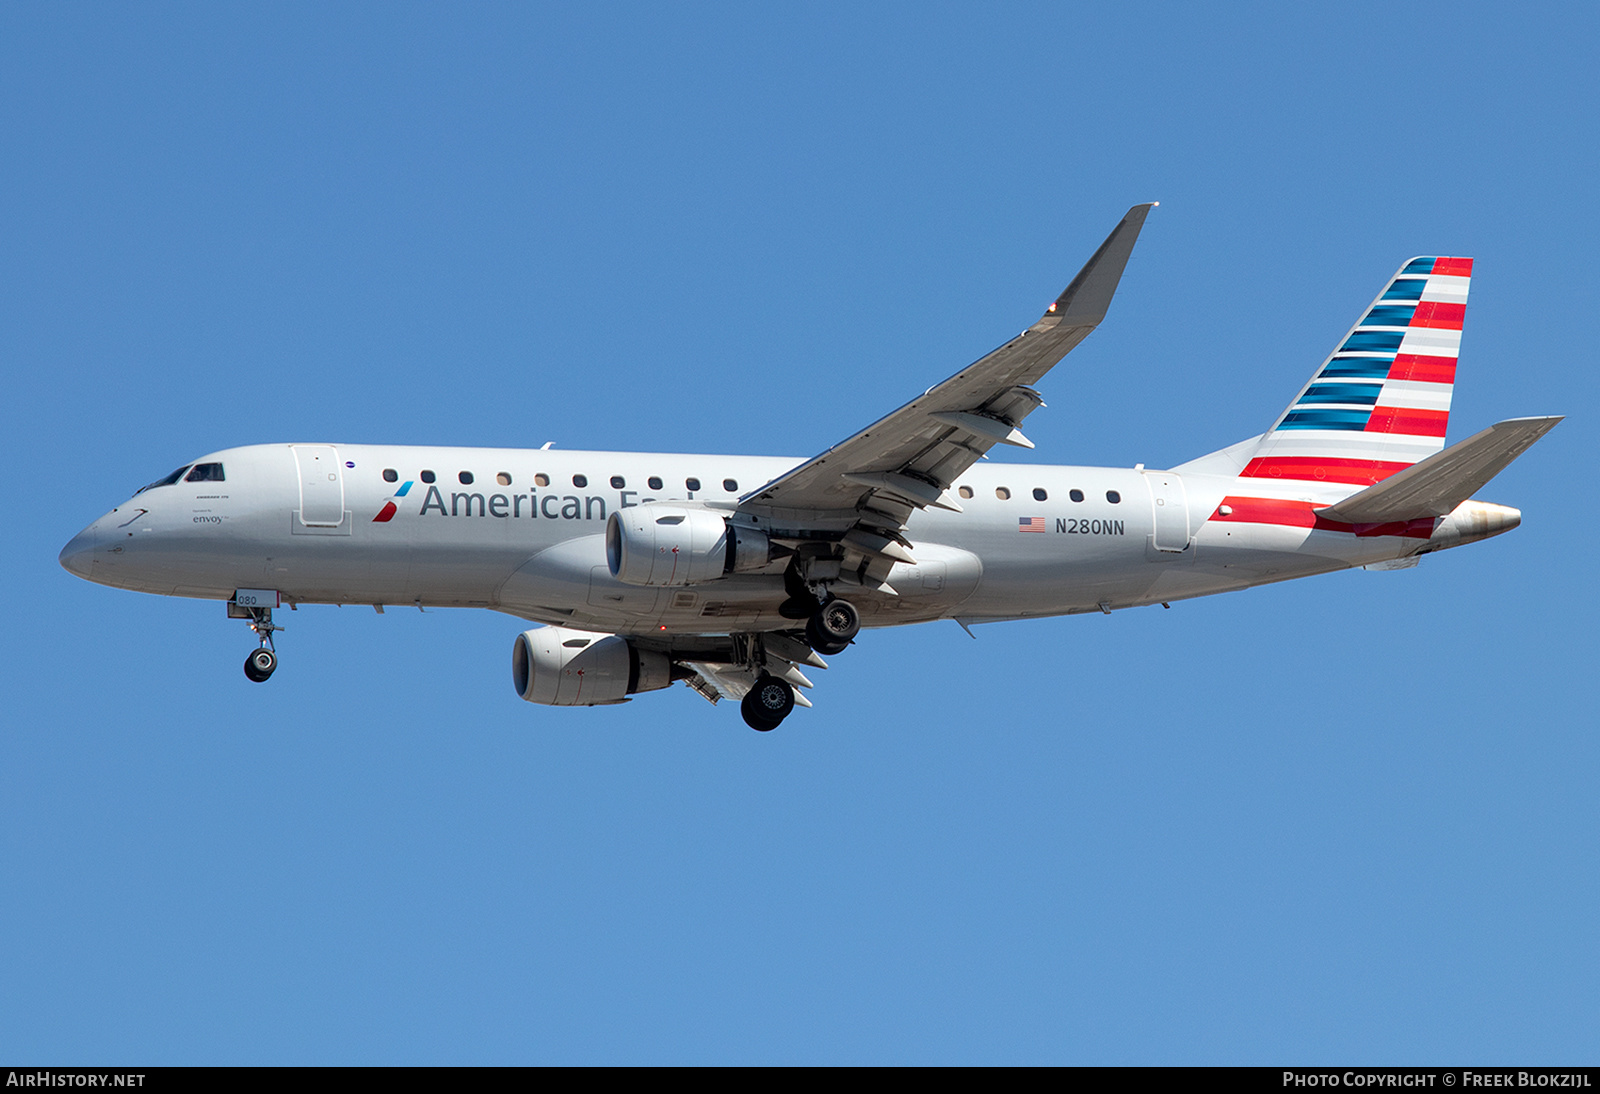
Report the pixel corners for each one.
[1018,517,1045,533]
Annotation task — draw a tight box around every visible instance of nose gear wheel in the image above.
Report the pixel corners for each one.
[244,647,277,682]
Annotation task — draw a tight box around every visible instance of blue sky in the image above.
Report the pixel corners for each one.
[3,2,1595,1064]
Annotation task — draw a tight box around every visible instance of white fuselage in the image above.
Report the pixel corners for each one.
[61,442,1489,636]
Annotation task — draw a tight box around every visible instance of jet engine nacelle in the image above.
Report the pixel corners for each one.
[512,626,673,706]
[605,504,771,586]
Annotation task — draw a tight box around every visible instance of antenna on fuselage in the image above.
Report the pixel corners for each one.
[540,441,555,450]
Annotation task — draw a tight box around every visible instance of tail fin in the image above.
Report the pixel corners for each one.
[1241,256,1472,486]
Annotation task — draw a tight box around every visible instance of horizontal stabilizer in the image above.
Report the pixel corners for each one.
[1315,416,1562,524]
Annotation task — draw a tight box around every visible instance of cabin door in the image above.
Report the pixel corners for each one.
[292,445,345,527]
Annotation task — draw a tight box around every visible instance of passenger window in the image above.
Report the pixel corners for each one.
[995,487,1011,500]
[1070,489,1084,503]
[421,470,436,484]
[723,478,738,492]
[573,474,588,488]
[383,469,398,483]
[459,471,474,485]
[185,463,225,483]
[497,472,512,486]
[958,486,974,499]
[535,473,550,487]
[1032,488,1047,501]
[648,476,663,490]
[1106,490,1121,504]
[610,476,626,489]
[686,477,701,491]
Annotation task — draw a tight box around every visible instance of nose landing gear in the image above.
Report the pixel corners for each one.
[235,604,282,683]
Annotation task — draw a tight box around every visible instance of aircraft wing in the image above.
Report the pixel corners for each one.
[735,204,1156,563]
[682,661,815,708]
[628,631,826,707]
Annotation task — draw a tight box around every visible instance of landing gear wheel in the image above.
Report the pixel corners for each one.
[806,598,859,655]
[805,627,848,657]
[244,647,277,683]
[741,674,795,731]
[236,602,283,682]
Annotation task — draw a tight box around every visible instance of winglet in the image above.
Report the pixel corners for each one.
[1048,203,1157,325]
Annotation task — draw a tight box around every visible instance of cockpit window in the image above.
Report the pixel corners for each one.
[185,463,225,483]
[134,466,191,495]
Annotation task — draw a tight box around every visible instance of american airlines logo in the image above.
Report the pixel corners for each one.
[372,481,413,522]
[375,483,625,523]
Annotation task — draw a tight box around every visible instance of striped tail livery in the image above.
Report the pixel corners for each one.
[1243,257,1472,486]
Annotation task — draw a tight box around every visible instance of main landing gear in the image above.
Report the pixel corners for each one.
[780,562,862,657]
[735,588,856,731]
[805,597,860,656]
[238,605,281,683]
[741,673,796,732]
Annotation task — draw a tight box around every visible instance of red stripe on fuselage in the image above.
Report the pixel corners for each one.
[1387,353,1457,384]
[1212,497,1436,539]
[1366,407,1449,436]
[372,501,398,522]
[1239,457,1412,485]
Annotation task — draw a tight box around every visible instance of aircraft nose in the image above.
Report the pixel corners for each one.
[59,524,98,579]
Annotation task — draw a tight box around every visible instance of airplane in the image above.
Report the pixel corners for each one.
[59,204,1562,731]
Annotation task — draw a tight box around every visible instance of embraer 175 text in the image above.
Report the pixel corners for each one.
[61,206,1561,730]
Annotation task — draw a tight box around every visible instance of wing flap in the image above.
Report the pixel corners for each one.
[684,661,815,707]
[1314,416,1562,524]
